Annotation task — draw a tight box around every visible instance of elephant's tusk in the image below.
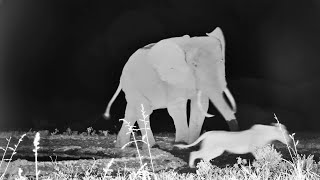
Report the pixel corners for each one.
[224,88,237,112]
[197,91,214,118]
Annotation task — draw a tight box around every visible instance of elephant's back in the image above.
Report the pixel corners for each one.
[121,48,168,109]
[121,48,160,82]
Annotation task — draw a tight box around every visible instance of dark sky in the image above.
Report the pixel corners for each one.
[1,0,320,132]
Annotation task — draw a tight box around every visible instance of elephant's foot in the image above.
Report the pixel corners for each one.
[141,137,156,149]
[227,119,239,131]
[175,132,189,145]
[115,133,131,148]
[188,136,199,145]
[142,142,159,149]
[174,138,189,145]
[115,140,129,148]
[173,141,188,145]
[172,141,188,151]
[116,139,157,149]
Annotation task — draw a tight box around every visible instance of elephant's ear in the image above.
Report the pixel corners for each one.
[148,39,195,88]
[206,27,225,59]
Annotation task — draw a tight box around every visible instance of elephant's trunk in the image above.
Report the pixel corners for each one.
[197,91,214,117]
[223,88,237,112]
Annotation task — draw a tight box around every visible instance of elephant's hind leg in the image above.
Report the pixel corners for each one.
[115,103,139,148]
[136,104,156,148]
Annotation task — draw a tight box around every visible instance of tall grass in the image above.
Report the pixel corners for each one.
[0,110,320,179]
[0,133,26,180]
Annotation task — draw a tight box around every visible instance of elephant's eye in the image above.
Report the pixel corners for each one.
[220,59,224,62]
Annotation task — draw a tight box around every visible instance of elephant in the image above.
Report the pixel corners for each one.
[104,27,238,148]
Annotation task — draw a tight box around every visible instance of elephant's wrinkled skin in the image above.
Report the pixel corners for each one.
[105,27,238,148]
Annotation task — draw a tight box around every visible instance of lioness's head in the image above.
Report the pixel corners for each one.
[251,123,293,147]
[271,123,293,147]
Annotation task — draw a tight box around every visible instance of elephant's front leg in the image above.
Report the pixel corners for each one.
[210,93,238,131]
[188,95,209,144]
[167,98,189,144]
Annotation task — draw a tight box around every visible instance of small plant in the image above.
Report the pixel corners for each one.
[253,144,283,172]
[86,127,93,136]
[72,131,78,136]
[80,132,88,136]
[274,113,296,160]
[91,130,97,136]
[102,158,114,179]
[50,128,59,136]
[120,119,143,167]
[26,128,35,136]
[195,160,215,177]
[83,158,97,179]
[0,133,26,180]
[128,163,152,180]
[15,168,27,180]
[49,156,80,179]
[33,132,40,180]
[39,130,49,137]
[120,104,155,178]
[99,130,109,136]
[139,104,155,174]
[66,127,72,136]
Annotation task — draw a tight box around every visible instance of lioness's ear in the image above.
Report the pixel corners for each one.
[272,123,287,131]
[271,123,278,127]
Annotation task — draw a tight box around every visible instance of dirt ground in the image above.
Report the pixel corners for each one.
[0,131,319,177]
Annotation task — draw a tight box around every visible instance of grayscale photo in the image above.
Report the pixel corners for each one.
[0,0,320,179]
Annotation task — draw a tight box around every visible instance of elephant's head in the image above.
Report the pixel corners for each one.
[148,27,237,126]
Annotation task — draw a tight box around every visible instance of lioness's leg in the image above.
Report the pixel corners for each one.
[189,151,200,168]
[202,149,224,164]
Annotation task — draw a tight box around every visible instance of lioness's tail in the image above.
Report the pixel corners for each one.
[104,82,122,119]
[174,132,211,149]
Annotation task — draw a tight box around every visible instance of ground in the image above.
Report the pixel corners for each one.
[0,131,319,178]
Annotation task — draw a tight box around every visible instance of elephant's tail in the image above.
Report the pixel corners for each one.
[104,82,122,119]
[174,131,211,149]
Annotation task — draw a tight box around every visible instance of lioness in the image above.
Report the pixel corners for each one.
[175,123,292,167]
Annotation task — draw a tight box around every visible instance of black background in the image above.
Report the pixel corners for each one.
[1,0,320,133]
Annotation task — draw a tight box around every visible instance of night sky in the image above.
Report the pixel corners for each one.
[1,0,320,133]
